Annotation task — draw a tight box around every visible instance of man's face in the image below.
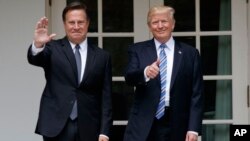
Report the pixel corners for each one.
[148,11,175,43]
[64,9,89,44]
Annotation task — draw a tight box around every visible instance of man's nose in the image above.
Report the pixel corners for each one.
[73,23,80,28]
[157,21,163,28]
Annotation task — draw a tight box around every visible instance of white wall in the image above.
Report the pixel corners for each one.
[0,0,45,140]
[248,0,250,123]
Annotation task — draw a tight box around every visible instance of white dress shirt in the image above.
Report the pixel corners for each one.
[144,37,175,106]
[154,37,175,106]
[69,40,87,82]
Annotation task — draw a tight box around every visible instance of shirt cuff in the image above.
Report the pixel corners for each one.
[144,66,150,82]
[187,131,198,136]
[31,41,45,56]
[99,134,109,140]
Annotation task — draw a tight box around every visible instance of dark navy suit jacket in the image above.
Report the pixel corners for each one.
[123,39,204,141]
[27,37,112,141]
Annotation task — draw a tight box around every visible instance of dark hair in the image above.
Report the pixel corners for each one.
[62,1,89,22]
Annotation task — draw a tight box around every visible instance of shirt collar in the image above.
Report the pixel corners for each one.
[69,38,88,52]
[154,36,175,51]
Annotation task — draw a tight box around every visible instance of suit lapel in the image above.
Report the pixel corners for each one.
[145,39,158,64]
[81,44,96,85]
[61,38,97,85]
[144,39,161,83]
[61,37,79,83]
[170,42,183,89]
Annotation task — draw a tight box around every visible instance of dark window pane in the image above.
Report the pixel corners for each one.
[203,80,232,120]
[200,36,232,75]
[103,0,133,32]
[112,81,134,120]
[110,125,126,141]
[200,0,231,31]
[87,37,98,47]
[164,0,195,31]
[174,36,196,47]
[103,37,134,76]
[67,0,98,32]
[202,124,230,141]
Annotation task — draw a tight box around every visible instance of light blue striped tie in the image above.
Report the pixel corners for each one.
[156,43,167,119]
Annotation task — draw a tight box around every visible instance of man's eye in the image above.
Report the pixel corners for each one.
[152,21,158,24]
[79,22,84,25]
[162,21,167,24]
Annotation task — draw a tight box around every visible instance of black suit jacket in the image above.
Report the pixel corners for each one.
[123,39,204,141]
[27,37,112,141]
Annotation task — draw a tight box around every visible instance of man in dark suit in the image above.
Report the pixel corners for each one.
[123,5,204,141]
[27,2,112,141]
